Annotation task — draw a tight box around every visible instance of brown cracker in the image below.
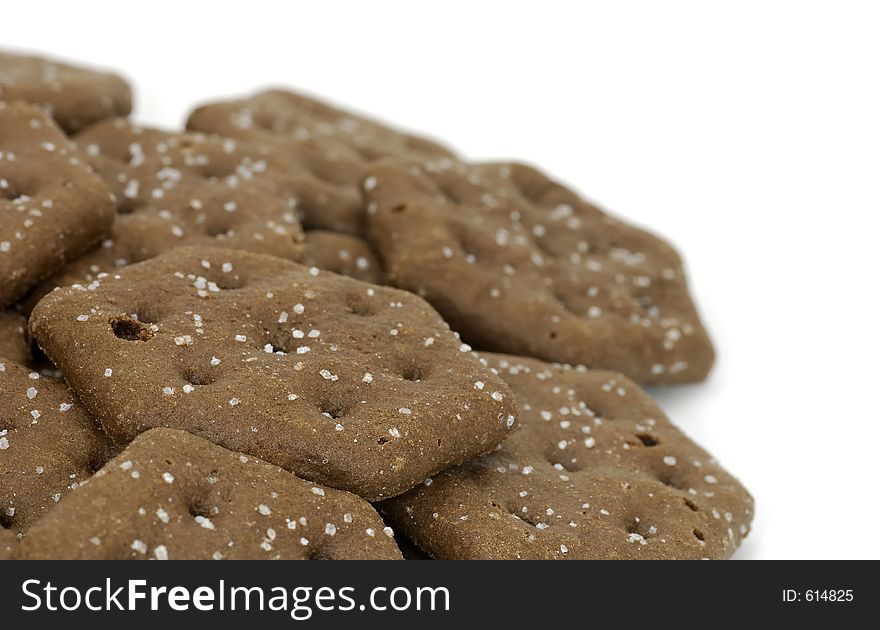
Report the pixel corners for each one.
[188,89,454,161]
[0,51,131,134]
[29,246,518,501]
[365,158,714,384]
[16,428,403,560]
[381,353,753,559]
[301,230,383,285]
[0,102,116,308]
[0,309,29,366]
[20,118,312,309]
[77,118,305,260]
[0,358,112,535]
[186,89,454,236]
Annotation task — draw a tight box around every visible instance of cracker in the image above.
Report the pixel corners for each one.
[187,88,454,163]
[0,309,29,366]
[16,428,403,560]
[0,51,131,134]
[0,102,116,308]
[0,358,112,535]
[20,118,312,308]
[365,158,714,384]
[301,230,383,284]
[381,353,753,560]
[186,89,454,235]
[77,118,305,260]
[29,246,518,501]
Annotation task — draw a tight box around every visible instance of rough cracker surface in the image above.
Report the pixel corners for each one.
[302,230,383,284]
[365,158,714,384]
[25,134,385,309]
[187,89,454,236]
[0,102,115,308]
[30,118,305,297]
[0,310,29,366]
[0,358,112,535]
[381,353,753,559]
[16,428,403,560]
[0,51,131,134]
[30,246,518,501]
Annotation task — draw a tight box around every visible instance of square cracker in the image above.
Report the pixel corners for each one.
[16,428,402,560]
[74,118,304,260]
[186,89,454,236]
[381,354,753,559]
[0,358,112,535]
[24,121,386,308]
[23,118,325,308]
[0,51,131,134]
[30,246,517,501]
[365,158,715,384]
[0,102,115,308]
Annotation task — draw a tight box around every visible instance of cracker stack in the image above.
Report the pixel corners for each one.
[0,50,752,560]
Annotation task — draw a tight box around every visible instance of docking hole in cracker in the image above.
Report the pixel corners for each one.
[365,158,715,385]
[29,246,518,501]
[16,428,402,560]
[187,89,455,236]
[380,353,753,560]
[0,102,115,309]
[21,118,305,308]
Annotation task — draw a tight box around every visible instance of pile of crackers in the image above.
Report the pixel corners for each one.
[0,51,753,560]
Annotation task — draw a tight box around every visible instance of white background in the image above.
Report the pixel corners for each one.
[5,1,879,559]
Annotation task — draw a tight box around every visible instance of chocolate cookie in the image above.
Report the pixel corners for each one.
[381,354,753,560]
[0,102,116,308]
[0,358,112,535]
[0,310,29,366]
[17,428,403,560]
[29,246,518,501]
[186,89,454,235]
[0,51,131,134]
[302,230,383,284]
[365,159,714,384]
